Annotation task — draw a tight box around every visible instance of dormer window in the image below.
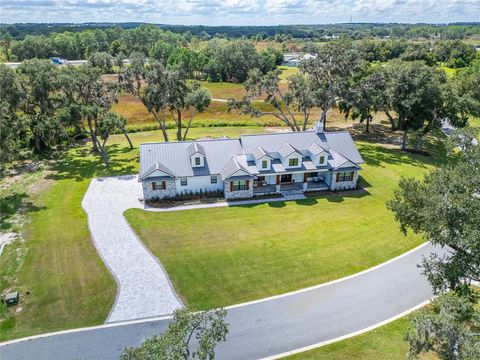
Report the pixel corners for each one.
[262,160,268,169]
[187,142,206,168]
[319,155,325,165]
[289,158,299,167]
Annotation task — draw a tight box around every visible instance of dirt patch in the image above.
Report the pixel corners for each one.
[28,171,54,196]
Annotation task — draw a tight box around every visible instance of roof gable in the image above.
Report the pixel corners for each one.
[309,143,327,156]
[278,142,301,158]
[187,142,206,156]
[253,146,272,160]
[140,162,175,180]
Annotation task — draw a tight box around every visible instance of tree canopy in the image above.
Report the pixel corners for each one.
[121,308,229,360]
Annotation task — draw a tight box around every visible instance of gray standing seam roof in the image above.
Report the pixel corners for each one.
[187,142,206,156]
[240,131,364,164]
[140,138,243,178]
[139,130,363,180]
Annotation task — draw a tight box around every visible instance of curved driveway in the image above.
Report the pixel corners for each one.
[1,242,443,360]
[81,175,182,322]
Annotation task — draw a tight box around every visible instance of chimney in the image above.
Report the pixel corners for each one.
[314,121,324,134]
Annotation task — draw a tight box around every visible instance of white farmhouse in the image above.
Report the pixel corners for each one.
[139,122,364,201]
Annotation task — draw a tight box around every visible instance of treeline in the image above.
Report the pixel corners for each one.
[2,24,478,71]
[352,39,477,68]
[0,60,134,167]
[230,42,480,151]
[2,22,480,41]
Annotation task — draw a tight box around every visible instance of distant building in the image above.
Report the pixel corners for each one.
[282,53,316,67]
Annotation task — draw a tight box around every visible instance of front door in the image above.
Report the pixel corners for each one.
[280,174,292,183]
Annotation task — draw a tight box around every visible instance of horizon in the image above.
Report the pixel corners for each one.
[2,21,480,26]
[2,0,479,25]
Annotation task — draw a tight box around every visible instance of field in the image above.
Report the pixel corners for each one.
[125,135,445,310]
[112,95,387,132]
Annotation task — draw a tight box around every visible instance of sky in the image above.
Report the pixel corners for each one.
[1,0,479,25]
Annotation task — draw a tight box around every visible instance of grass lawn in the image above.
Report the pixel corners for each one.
[125,136,446,310]
[0,126,267,341]
[278,65,300,82]
[287,316,412,360]
[112,92,371,132]
[288,287,480,360]
[438,65,458,78]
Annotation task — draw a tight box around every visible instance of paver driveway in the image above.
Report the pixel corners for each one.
[82,175,183,322]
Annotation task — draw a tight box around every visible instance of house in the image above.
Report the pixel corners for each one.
[282,53,316,67]
[139,122,364,201]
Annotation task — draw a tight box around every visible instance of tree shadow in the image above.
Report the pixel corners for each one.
[0,193,45,231]
[47,144,137,182]
[358,138,447,170]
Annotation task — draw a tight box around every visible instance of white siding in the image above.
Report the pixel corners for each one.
[282,153,302,169]
[255,157,271,171]
[190,154,205,168]
[175,175,223,195]
[292,173,304,183]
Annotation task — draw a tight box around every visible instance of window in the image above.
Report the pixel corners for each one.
[336,171,354,182]
[152,181,166,190]
[210,175,217,184]
[180,178,188,186]
[195,157,201,166]
[319,156,325,165]
[288,158,299,167]
[231,180,249,191]
[261,160,268,169]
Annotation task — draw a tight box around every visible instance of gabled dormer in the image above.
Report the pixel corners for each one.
[279,142,302,169]
[187,142,206,168]
[309,143,328,166]
[253,146,272,171]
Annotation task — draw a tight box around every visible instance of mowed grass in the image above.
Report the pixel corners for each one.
[125,139,445,310]
[287,316,412,360]
[0,126,268,341]
[287,287,480,360]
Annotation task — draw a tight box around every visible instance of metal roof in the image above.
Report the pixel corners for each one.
[187,142,206,156]
[240,130,364,164]
[278,143,301,158]
[140,138,243,178]
[139,129,363,180]
[253,146,272,160]
[220,155,253,179]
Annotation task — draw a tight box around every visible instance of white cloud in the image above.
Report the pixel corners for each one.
[0,0,478,24]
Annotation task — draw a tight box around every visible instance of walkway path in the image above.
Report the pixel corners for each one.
[1,242,443,360]
[81,175,182,322]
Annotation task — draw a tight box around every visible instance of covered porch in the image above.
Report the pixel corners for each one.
[252,171,329,196]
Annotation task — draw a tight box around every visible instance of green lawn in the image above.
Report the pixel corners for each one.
[278,65,300,82]
[438,65,458,78]
[125,138,445,310]
[0,126,267,341]
[287,316,411,360]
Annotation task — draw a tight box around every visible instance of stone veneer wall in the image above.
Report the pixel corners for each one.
[330,171,359,191]
[223,180,254,200]
[142,178,176,200]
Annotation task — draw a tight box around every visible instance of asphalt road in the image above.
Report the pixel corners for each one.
[0,243,442,360]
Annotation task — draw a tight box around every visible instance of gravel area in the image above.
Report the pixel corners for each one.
[82,175,183,323]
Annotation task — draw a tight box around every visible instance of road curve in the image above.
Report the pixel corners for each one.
[0,242,442,360]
